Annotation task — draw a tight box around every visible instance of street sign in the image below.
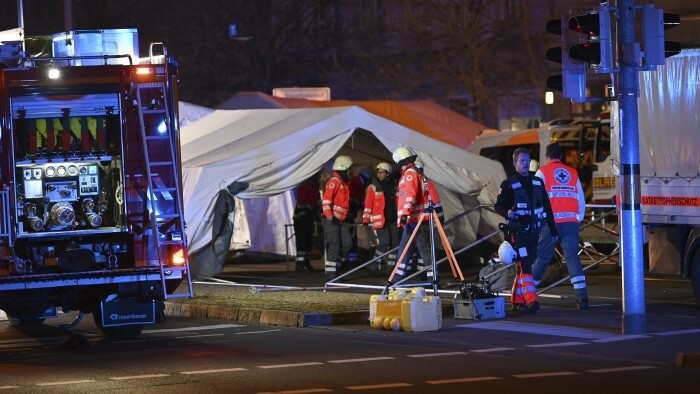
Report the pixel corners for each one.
[272,87,331,101]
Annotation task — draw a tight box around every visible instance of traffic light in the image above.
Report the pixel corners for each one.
[642,5,681,68]
[545,17,587,102]
[568,8,613,73]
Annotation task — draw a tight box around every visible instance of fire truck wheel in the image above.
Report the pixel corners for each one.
[92,311,143,341]
[7,316,46,327]
[691,250,700,304]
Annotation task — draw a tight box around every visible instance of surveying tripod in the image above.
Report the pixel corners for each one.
[383,192,470,299]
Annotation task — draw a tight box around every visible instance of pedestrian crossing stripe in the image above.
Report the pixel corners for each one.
[456,320,619,340]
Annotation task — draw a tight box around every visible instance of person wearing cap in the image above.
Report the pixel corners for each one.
[533,142,589,309]
[391,147,433,282]
[362,162,398,276]
[322,155,354,281]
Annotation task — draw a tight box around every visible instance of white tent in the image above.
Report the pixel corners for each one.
[181,106,506,270]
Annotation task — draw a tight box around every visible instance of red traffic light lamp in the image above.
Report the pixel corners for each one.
[568,9,614,73]
[545,18,587,102]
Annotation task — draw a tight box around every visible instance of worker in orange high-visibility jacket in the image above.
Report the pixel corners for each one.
[391,147,433,282]
[293,172,321,273]
[533,142,589,309]
[362,162,398,276]
[401,158,443,281]
[322,156,353,281]
[494,147,557,314]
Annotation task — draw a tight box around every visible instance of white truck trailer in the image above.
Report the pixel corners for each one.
[609,48,700,302]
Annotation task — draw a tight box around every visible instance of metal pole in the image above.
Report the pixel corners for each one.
[617,0,646,334]
[17,0,24,28]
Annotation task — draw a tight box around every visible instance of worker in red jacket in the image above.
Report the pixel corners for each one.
[293,172,321,273]
[391,147,433,282]
[362,162,398,276]
[322,156,353,280]
[406,158,443,281]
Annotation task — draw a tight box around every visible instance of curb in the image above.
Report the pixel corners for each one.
[164,302,369,327]
[164,303,457,327]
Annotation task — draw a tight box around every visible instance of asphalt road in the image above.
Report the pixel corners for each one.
[1,259,699,393]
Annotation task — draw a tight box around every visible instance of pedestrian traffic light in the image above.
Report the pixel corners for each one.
[568,8,614,73]
[545,17,587,102]
[641,5,682,68]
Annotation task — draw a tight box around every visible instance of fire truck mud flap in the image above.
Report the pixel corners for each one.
[94,298,154,340]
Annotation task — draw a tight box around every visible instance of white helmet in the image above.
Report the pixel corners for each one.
[414,159,424,169]
[376,162,392,172]
[392,147,415,163]
[498,241,518,265]
[332,155,353,171]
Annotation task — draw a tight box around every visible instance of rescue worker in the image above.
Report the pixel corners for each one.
[533,143,589,309]
[322,156,354,280]
[408,159,443,282]
[494,147,557,314]
[293,172,321,273]
[391,147,433,282]
[362,162,398,276]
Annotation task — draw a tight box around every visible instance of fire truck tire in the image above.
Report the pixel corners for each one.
[92,312,143,340]
[691,250,700,304]
[8,316,46,327]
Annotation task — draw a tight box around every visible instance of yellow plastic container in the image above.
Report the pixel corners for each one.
[369,288,419,331]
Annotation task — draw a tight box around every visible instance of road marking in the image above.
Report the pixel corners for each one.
[181,367,247,375]
[513,371,578,378]
[258,362,324,369]
[406,351,466,358]
[525,342,588,348]
[328,357,394,364]
[0,387,19,390]
[651,328,700,336]
[256,389,332,393]
[346,383,412,390]
[470,347,514,353]
[593,335,649,343]
[175,333,225,339]
[587,366,657,373]
[36,380,96,386]
[457,321,619,340]
[109,374,169,380]
[236,329,283,335]
[143,323,245,334]
[427,376,501,384]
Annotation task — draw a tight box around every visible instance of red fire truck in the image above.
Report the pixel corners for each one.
[0,29,192,339]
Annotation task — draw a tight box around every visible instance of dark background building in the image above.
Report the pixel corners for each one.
[1,0,698,129]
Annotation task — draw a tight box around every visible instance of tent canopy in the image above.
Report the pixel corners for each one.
[218,92,488,150]
[181,105,505,256]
